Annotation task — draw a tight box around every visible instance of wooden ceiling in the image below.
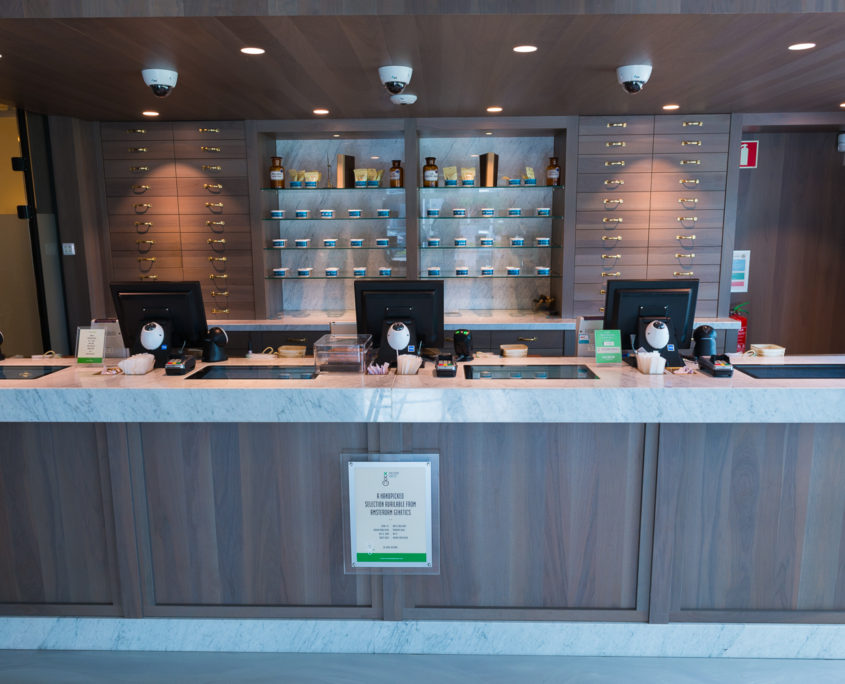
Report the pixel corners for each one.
[1,10,845,121]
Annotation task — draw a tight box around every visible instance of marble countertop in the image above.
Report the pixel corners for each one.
[0,354,841,424]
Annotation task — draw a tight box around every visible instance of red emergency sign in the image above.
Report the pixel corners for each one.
[739,140,758,168]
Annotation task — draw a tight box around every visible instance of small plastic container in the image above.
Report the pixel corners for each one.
[376,238,390,247]
[637,352,667,375]
[536,208,551,217]
[427,208,440,217]
[271,238,286,248]
[454,237,467,246]
[295,209,310,219]
[320,209,334,219]
[353,267,367,277]
[507,266,521,276]
[535,237,551,246]
[323,238,337,248]
[507,207,522,217]
[297,267,313,277]
[510,236,525,246]
[480,237,494,247]
[354,179,367,189]
[366,179,380,188]
[349,238,364,247]
[289,180,303,188]
[455,266,469,276]
[377,208,390,218]
[295,238,310,248]
[314,333,373,374]
[524,178,537,186]
[270,209,285,219]
[444,178,458,187]
[272,267,288,277]
[508,178,521,186]
[535,266,551,276]
[325,267,339,277]
[305,179,318,189]
[379,267,392,277]
[427,237,441,247]
[480,265,494,276]
[481,208,495,217]
[427,266,441,277]
[461,178,475,187]
[453,208,467,217]
[348,209,362,218]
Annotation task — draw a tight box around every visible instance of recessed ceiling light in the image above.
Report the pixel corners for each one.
[332,134,341,137]
[788,42,816,51]
[840,102,845,108]
[513,45,538,53]
[470,154,480,158]
[240,47,265,55]
[485,131,493,136]
[662,104,680,111]
[142,110,160,117]
[486,106,503,113]
[370,155,380,159]
[313,108,330,115]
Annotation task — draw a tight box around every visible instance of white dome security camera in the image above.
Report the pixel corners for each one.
[139,321,166,350]
[644,320,670,350]
[616,64,652,94]
[378,65,412,95]
[386,322,411,351]
[142,68,178,97]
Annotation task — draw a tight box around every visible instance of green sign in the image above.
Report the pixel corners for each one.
[594,329,622,363]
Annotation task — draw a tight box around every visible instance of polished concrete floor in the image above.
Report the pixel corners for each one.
[0,651,844,683]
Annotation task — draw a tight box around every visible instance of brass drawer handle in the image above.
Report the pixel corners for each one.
[602,235,622,241]
[138,256,156,262]
[201,146,221,152]
[198,128,221,133]
[129,166,149,173]
[602,217,623,223]
[134,203,152,211]
[603,179,624,186]
[681,140,702,146]
[678,197,699,203]
[209,256,227,262]
[602,253,622,260]
[604,160,626,167]
[674,271,694,276]
[599,306,605,313]
[204,183,223,191]
[126,128,146,134]
[679,178,700,185]
[207,238,226,245]
[603,198,623,206]
[675,253,696,258]
[202,165,222,172]
[211,308,230,314]
[682,121,703,127]
[206,220,226,226]
[209,273,228,279]
[139,274,158,280]
[128,147,148,153]
[210,290,230,297]
[606,122,627,128]
[602,271,621,277]
[287,337,307,343]
[680,159,701,165]
[517,336,537,342]
[605,141,626,147]
[205,202,224,208]
[134,221,153,229]
[677,216,699,222]
[135,239,155,245]
[131,184,151,192]
[600,289,606,295]
[675,234,696,240]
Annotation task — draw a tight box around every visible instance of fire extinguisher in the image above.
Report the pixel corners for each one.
[730,302,748,353]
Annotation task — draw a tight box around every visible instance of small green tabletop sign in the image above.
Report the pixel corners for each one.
[594,329,622,363]
[76,327,106,364]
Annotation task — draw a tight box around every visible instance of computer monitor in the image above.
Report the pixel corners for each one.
[354,279,444,364]
[110,281,209,366]
[603,279,699,367]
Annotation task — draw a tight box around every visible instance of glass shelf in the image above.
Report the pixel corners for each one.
[264,246,400,251]
[419,215,560,221]
[263,217,404,222]
[418,185,562,191]
[261,187,404,193]
[420,245,557,250]
[266,275,406,281]
[419,274,556,279]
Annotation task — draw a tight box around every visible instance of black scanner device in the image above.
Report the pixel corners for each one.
[453,329,473,361]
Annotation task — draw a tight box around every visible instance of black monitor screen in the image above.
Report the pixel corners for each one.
[354,279,445,350]
[603,279,699,351]
[110,281,208,354]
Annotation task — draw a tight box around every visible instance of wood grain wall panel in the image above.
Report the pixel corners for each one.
[658,424,845,617]
[136,423,374,610]
[402,423,645,613]
[0,424,116,609]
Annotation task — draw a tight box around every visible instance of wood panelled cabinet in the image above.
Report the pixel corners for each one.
[573,114,730,318]
[101,122,255,319]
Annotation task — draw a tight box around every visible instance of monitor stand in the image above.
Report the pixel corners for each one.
[375,319,417,366]
[637,316,685,369]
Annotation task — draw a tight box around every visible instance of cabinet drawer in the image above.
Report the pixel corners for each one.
[576,249,648,266]
[111,267,184,282]
[694,300,718,317]
[649,210,724,230]
[179,214,252,233]
[648,228,723,248]
[651,153,728,173]
[653,133,730,154]
[646,264,720,281]
[107,214,180,233]
[579,116,654,136]
[575,211,650,231]
[101,140,174,160]
[578,135,653,155]
[173,140,246,159]
[107,196,180,215]
[101,122,173,141]
[575,229,649,249]
[172,122,245,140]
[653,114,731,134]
[573,265,648,283]
[574,299,606,316]
[176,177,249,196]
[577,191,650,212]
[103,159,176,179]
[105,177,178,197]
[649,172,726,192]
[198,282,255,303]
[205,302,256,319]
[110,233,182,252]
[183,253,253,270]
[183,268,254,284]
[648,246,722,265]
[649,191,725,211]
[177,195,250,215]
[112,254,182,270]
[490,329,563,353]
[578,155,653,174]
[180,232,253,251]
[576,173,652,193]
[575,283,610,301]
[174,158,248,177]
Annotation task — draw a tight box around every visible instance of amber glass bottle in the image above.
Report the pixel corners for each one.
[389,160,404,188]
[269,156,285,189]
[545,157,561,186]
[423,157,438,187]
